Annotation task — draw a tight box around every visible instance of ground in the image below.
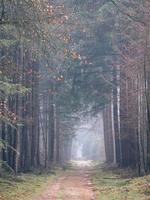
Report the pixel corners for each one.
[0,161,150,200]
[0,172,56,200]
[91,164,150,200]
[36,163,95,200]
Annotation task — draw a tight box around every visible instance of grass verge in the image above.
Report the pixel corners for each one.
[0,170,60,200]
[91,165,150,200]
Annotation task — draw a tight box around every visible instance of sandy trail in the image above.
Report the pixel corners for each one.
[36,161,95,200]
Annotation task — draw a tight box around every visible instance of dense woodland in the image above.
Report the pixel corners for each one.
[0,0,150,176]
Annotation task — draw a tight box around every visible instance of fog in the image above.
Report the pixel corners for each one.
[71,114,106,162]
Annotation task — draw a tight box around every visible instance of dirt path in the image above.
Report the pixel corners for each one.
[36,161,95,200]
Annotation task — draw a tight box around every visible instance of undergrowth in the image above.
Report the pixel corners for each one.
[91,165,150,200]
[0,169,60,200]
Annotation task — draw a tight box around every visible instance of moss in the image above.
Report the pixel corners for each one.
[0,173,57,200]
[91,168,150,200]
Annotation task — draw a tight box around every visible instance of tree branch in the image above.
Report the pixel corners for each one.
[110,0,146,26]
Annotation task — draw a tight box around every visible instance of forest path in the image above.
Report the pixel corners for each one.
[36,161,95,200]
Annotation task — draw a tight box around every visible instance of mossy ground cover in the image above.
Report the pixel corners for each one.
[0,170,60,200]
[91,165,150,200]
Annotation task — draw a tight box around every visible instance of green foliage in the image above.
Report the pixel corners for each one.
[0,139,19,154]
[0,39,18,47]
[0,140,5,150]
[0,81,29,97]
[0,160,15,173]
[0,115,23,129]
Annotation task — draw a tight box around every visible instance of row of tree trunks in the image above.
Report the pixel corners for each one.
[0,42,70,172]
[103,62,150,174]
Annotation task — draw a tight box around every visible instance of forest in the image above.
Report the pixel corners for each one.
[0,0,150,200]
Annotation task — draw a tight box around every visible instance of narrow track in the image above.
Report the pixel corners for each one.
[36,161,95,200]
